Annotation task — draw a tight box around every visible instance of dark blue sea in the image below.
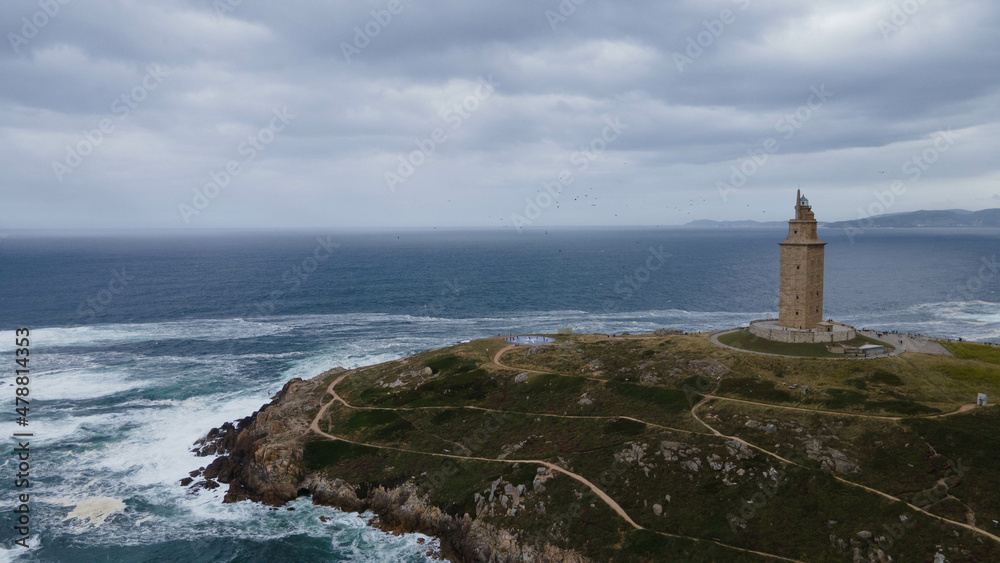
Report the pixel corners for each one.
[0,227,998,561]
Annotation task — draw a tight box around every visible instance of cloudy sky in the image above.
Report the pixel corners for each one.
[2,0,999,230]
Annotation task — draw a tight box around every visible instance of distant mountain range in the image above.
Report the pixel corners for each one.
[824,208,1000,228]
[686,208,1000,229]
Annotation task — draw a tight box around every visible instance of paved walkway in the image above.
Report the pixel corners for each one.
[859,330,951,355]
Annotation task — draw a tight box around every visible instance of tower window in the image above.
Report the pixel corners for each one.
[796,295,799,299]
[796,265,800,270]
[794,230,797,234]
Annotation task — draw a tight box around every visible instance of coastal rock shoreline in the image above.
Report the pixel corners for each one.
[187,373,587,563]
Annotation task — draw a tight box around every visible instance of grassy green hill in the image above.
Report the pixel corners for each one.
[303,333,1000,561]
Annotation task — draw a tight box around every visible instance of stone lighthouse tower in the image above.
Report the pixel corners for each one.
[748,192,854,343]
[778,190,826,329]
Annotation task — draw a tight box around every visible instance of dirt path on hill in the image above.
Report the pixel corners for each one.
[310,369,805,563]
[330,396,702,435]
[491,338,999,546]
[330,344,701,434]
[312,370,642,528]
[305,343,997,557]
[492,343,526,370]
[491,340,607,382]
[703,394,980,421]
[491,340,977,425]
[689,395,1000,547]
[944,403,976,416]
[704,394,904,420]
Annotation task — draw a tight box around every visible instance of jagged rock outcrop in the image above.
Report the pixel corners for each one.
[654,328,684,336]
[187,369,589,562]
[192,376,315,505]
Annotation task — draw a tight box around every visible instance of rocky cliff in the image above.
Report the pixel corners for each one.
[185,370,587,563]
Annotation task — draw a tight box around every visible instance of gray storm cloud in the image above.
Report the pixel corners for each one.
[1,0,998,229]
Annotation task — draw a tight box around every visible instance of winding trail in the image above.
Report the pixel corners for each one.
[491,342,521,370]
[312,370,641,529]
[489,335,1000,547]
[491,340,974,427]
[302,340,999,560]
[491,341,606,383]
[310,368,804,562]
[700,394,978,421]
[492,338,1000,546]
[329,342,699,434]
[689,394,1000,547]
[331,397,702,435]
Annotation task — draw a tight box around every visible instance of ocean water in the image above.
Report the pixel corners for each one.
[0,227,997,562]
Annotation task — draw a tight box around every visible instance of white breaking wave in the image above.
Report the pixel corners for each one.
[841,300,1000,342]
[2,303,996,561]
[0,317,293,352]
[0,324,444,560]
[4,304,996,358]
[31,368,151,401]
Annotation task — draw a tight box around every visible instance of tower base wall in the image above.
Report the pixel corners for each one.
[749,319,856,344]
